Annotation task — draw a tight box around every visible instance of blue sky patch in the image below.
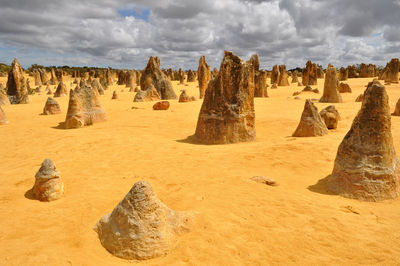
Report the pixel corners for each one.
[118,7,150,21]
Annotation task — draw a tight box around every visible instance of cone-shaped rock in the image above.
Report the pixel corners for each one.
[6,58,30,104]
[43,97,61,115]
[198,56,211,99]
[292,99,328,137]
[53,82,68,97]
[111,91,118,100]
[64,85,106,129]
[94,180,194,260]
[179,90,193,102]
[328,80,400,201]
[140,56,176,100]
[0,106,8,125]
[32,159,64,202]
[320,66,342,103]
[194,51,256,144]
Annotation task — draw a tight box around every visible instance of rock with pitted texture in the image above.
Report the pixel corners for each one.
[134,77,161,102]
[327,80,400,201]
[32,159,64,202]
[6,58,30,104]
[381,58,399,84]
[0,86,10,105]
[33,69,42,85]
[54,82,68,97]
[179,90,194,102]
[94,180,195,260]
[64,85,106,129]
[319,105,340,129]
[198,56,211,99]
[140,57,176,100]
[291,70,299,83]
[320,66,342,103]
[338,82,352,93]
[153,101,170,110]
[194,51,256,144]
[0,106,8,125]
[292,99,328,137]
[91,79,105,95]
[43,97,61,115]
[347,65,358,78]
[254,70,268,97]
[278,65,290,86]
[302,61,317,86]
[271,65,280,84]
[359,63,376,78]
[187,70,195,82]
[338,67,348,81]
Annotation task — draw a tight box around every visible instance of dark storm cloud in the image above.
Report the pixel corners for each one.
[0,0,398,69]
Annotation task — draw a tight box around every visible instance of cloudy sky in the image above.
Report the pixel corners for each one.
[0,0,399,70]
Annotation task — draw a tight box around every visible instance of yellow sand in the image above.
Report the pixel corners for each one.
[1,74,400,265]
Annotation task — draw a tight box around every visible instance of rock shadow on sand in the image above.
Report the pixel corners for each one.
[24,188,36,200]
[51,122,66,130]
[308,175,337,196]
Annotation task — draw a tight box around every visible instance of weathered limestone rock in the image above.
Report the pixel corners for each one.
[302,61,317,86]
[43,97,61,115]
[383,58,399,84]
[392,98,400,116]
[359,63,376,78]
[55,69,63,82]
[111,91,118,100]
[33,70,42,85]
[32,159,64,202]
[194,51,256,144]
[271,65,280,84]
[347,65,358,78]
[278,65,290,86]
[338,82,352,93]
[0,106,8,124]
[327,80,400,201]
[254,70,268,97]
[291,70,299,83]
[91,79,105,95]
[317,65,324,79]
[54,82,68,97]
[94,180,194,260]
[178,90,194,102]
[320,66,342,103]
[0,86,10,105]
[271,83,277,89]
[292,99,328,137]
[338,67,348,81]
[106,68,113,86]
[153,101,170,110]
[320,105,340,129]
[140,57,176,99]
[198,57,211,98]
[355,94,364,102]
[6,58,30,104]
[187,70,195,82]
[64,85,106,129]
[134,77,161,102]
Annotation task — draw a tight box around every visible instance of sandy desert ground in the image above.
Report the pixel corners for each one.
[1,74,400,265]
